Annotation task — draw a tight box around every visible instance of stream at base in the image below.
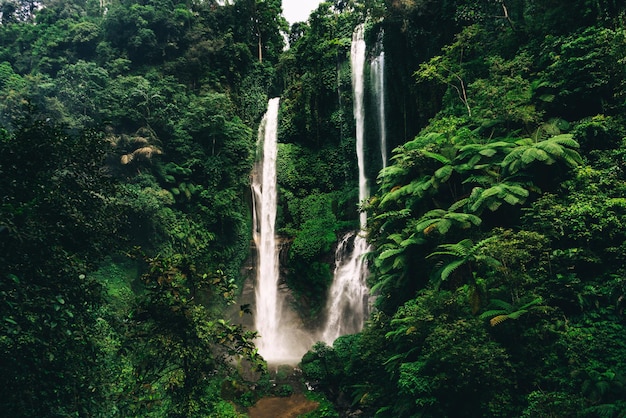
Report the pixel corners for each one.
[247,393,319,418]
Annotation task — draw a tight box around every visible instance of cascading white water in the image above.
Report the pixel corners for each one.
[371,33,387,169]
[320,24,371,345]
[252,98,281,361]
[252,98,313,364]
[321,232,370,343]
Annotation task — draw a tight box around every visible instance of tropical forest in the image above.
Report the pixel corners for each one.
[2,0,626,417]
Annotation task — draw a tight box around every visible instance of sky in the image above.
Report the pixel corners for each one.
[282,0,324,25]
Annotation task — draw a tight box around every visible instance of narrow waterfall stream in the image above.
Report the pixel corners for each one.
[371,31,387,169]
[252,98,313,364]
[352,24,368,229]
[320,24,371,345]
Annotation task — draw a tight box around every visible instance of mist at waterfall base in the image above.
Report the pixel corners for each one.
[250,23,385,365]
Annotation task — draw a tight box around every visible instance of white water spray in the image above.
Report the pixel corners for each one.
[252,98,313,364]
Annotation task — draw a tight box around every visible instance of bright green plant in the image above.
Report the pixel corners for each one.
[465,182,530,214]
[501,134,583,175]
[414,207,482,236]
[427,237,501,286]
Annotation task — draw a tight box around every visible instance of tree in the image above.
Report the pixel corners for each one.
[0,117,122,416]
[415,25,485,117]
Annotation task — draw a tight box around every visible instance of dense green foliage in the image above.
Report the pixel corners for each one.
[2,0,626,416]
[0,0,282,415]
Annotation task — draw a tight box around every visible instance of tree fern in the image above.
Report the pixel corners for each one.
[379,177,432,208]
[374,232,424,279]
[502,134,582,175]
[457,140,515,162]
[427,237,500,285]
[467,182,530,214]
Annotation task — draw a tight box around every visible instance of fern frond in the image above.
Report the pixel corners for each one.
[380,178,432,207]
[427,238,472,258]
[434,164,454,182]
[550,133,578,148]
[378,165,408,181]
[436,219,452,234]
[479,309,507,320]
[383,352,408,364]
[562,147,584,167]
[489,314,509,326]
[518,297,543,310]
[422,150,452,165]
[448,198,469,211]
[462,174,497,186]
[371,208,412,222]
[370,273,396,294]
[387,233,405,245]
[506,309,529,320]
[439,258,466,282]
[392,254,406,270]
[378,247,404,261]
[401,234,426,247]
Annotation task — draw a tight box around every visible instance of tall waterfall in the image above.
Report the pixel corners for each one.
[252,98,312,364]
[320,24,371,345]
[371,32,387,169]
[352,24,368,229]
[252,98,281,361]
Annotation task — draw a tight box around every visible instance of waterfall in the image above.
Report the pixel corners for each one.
[252,98,281,361]
[252,98,313,364]
[371,31,387,169]
[321,232,370,343]
[320,24,371,345]
[352,23,368,229]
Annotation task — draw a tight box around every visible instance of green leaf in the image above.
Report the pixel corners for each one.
[437,219,452,234]
[477,148,497,158]
[434,164,453,181]
[379,248,404,261]
[439,258,466,282]
[4,317,17,325]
